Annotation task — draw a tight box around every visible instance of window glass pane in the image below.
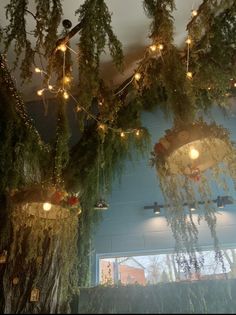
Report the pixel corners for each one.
[99,248,235,286]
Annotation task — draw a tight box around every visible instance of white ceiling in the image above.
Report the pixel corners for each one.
[0,0,203,101]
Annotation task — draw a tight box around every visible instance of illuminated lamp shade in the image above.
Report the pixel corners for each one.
[10,187,71,220]
[152,121,233,176]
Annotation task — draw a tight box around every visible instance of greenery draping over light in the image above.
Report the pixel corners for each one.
[0,0,236,313]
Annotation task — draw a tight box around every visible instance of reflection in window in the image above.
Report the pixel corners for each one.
[99,248,236,286]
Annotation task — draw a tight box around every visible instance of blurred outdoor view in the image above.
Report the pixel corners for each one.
[99,248,236,285]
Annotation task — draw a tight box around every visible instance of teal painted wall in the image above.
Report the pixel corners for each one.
[92,106,236,284]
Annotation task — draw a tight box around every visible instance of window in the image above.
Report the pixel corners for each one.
[98,247,236,286]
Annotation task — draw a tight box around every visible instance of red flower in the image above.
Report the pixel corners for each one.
[189,168,201,182]
[51,191,64,204]
[67,196,79,206]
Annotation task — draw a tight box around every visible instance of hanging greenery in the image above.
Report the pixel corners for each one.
[0,0,236,313]
[77,280,236,314]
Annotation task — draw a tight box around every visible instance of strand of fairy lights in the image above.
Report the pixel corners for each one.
[35,23,235,133]
[35,43,142,138]
[185,8,198,79]
[186,36,192,79]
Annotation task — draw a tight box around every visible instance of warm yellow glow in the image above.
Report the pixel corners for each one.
[191,10,198,17]
[120,132,125,138]
[186,38,192,45]
[234,82,236,87]
[35,67,41,73]
[48,85,53,90]
[63,76,71,84]
[58,44,67,52]
[149,44,157,52]
[189,148,199,160]
[63,91,69,99]
[158,44,164,50]
[43,202,52,211]
[37,89,44,96]
[76,106,82,112]
[135,130,140,136]
[186,71,193,79]
[98,124,106,130]
[208,87,211,90]
[134,72,141,81]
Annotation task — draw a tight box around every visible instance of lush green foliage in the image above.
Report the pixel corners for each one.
[0,0,236,310]
[77,280,236,314]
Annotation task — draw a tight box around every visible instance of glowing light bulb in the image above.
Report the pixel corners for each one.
[63,91,69,99]
[149,44,157,52]
[58,44,67,52]
[208,87,211,90]
[186,72,193,79]
[234,82,236,87]
[120,132,125,138]
[63,76,71,84]
[35,67,41,73]
[43,202,52,211]
[48,85,53,90]
[98,124,106,130]
[76,106,82,112]
[158,44,164,50]
[189,148,199,160]
[186,38,192,45]
[135,130,140,136]
[37,89,44,96]
[134,72,141,81]
[191,10,198,17]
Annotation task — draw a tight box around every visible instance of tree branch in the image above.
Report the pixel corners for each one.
[51,19,85,56]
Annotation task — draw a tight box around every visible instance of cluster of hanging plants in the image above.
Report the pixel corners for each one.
[138,0,236,273]
[0,0,236,313]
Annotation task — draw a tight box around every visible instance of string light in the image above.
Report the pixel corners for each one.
[63,90,69,99]
[134,72,141,81]
[98,123,106,131]
[149,44,157,52]
[186,38,192,45]
[158,44,164,50]
[234,82,236,87]
[34,46,142,139]
[57,44,67,52]
[186,71,193,79]
[37,89,44,96]
[35,67,41,73]
[191,10,198,17]
[63,76,71,84]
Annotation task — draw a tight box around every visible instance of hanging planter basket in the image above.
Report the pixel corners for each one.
[151,120,235,179]
[10,185,81,220]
